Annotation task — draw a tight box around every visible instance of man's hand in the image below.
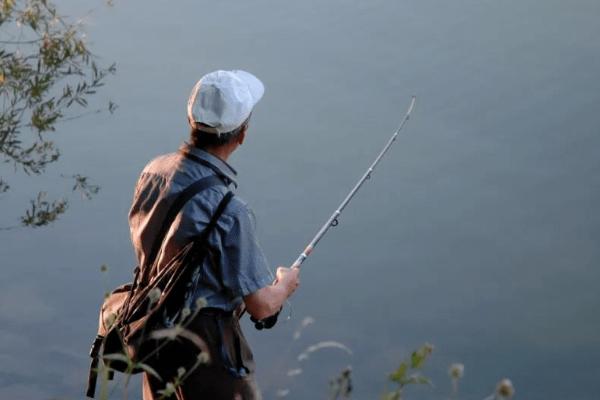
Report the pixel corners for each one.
[275,266,300,297]
[244,266,300,320]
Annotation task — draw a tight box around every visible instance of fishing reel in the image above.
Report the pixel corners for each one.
[250,307,282,330]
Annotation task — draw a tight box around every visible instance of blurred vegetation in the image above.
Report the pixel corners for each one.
[382,343,434,400]
[91,267,517,399]
[93,315,514,400]
[93,341,515,400]
[377,343,514,400]
[0,0,115,228]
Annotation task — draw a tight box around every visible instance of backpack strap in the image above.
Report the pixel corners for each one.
[196,191,235,242]
[163,190,235,321]
[85,335,104,398]
[141,174,227,285]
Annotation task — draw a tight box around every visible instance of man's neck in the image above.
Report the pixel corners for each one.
[204,144,235,162]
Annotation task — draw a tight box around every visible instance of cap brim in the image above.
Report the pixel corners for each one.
[232,70,265,106]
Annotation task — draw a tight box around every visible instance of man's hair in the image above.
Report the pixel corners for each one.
[190,117,249,149]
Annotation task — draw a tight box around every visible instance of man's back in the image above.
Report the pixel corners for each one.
[128,143,273,314]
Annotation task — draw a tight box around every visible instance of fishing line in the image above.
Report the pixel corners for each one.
[291,96,417,269]
[253,96,417,329]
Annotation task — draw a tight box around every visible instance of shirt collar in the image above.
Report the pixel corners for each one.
[179,142,238,187]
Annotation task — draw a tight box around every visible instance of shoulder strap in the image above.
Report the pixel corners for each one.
[197,191,235,242]
[141,174,226,285]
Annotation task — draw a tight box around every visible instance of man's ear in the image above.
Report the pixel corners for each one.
[238,126,247,145]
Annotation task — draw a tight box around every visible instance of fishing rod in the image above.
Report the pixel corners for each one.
[252,96,416,329]
[291,95,416,269]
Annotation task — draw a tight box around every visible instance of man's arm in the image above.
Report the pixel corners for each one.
[244,266,300,320]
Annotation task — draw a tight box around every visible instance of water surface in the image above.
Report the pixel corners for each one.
[1,0,599,398]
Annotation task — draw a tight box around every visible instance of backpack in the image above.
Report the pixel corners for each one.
[86,174,233,398]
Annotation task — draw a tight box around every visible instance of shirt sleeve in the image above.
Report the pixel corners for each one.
[220,202,273,297]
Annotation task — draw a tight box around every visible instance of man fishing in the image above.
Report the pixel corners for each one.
[128,69,300,399]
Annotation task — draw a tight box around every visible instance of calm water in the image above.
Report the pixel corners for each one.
[1,0,599,399]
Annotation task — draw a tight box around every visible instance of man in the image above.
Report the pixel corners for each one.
[128,70,300,399]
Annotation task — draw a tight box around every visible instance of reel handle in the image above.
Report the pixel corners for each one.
[250,307,282,330]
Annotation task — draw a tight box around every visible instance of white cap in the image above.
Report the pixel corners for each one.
[187,70,265,135]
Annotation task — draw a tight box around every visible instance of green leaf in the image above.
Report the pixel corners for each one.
[389,362,408,383]
[416,376,431,385]
[404,374,432,386]
[410,343,433,369]
[410,351,424,369]
[380,391,401,400]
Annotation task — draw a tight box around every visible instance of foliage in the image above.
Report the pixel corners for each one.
[20,190,66,226]
[329,366,352,400]
[0,0,115,228]
[382,343,434,400]
[379,343,514,400]
[92,269,515,400]
[448,362,465,398]
[264,317,513,400]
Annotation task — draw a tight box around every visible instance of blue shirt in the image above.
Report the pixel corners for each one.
[128,143,273,316]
